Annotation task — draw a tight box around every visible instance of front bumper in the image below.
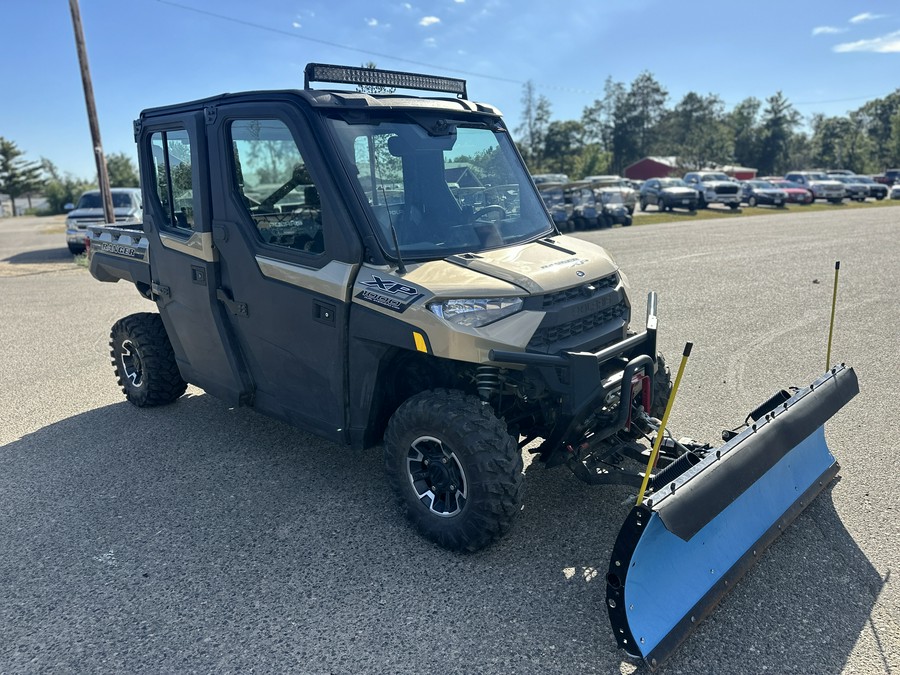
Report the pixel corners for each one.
[490,291,660,458]
[704,191,741,205]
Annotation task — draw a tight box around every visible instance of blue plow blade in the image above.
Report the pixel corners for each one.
[606,364,858,670]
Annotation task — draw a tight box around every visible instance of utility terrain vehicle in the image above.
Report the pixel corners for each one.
[88,64,857,669]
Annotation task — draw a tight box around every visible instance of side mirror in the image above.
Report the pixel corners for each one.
[64,203,75,211]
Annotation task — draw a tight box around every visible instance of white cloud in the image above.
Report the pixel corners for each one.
[365,17,379,26]
[454,0,465,3]
[403,3,412,8]
[812,26,846,36]
[419,15,440,26]
[834,30,900,52]
[424,37,437,47]
[292,21,301,28]
[850,12,886,24]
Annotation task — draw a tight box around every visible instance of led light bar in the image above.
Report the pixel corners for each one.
[304,63,467,99]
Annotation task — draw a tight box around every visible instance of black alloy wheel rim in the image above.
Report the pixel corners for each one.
[120,339,144,388]
[406,436,468,517]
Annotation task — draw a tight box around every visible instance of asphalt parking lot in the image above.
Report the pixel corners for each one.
[1,210,898,674]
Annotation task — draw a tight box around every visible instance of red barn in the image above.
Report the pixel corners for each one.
[625,157,758,181]
[624,156,680,181]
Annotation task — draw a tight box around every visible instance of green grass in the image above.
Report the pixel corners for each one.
[632,197,900,226]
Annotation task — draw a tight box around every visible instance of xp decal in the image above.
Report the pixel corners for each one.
[356,275,424,313]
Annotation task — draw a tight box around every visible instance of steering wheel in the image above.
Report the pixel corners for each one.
[473,205,507,221]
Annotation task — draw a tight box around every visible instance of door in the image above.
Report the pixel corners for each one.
[206,103,359,441]
[141,112,250,405]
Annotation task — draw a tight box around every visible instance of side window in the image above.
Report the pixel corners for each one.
[229,118,323,255]
[149,130,195,231]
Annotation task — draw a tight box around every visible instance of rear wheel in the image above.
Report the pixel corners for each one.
[748,196,758,207]
[639,198,648,212]
[384,389,524,552]
[110,313,186,407]
[68,243,85,255]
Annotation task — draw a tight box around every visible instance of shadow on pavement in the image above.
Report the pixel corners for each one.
[0,395,885,673]
[2,247,74,265]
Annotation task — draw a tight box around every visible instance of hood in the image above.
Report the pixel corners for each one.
[404,235,619,296]
[808,179,843,187]
[661,186,696,195]
[67,206,139,219]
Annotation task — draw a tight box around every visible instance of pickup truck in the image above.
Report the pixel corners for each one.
[783,171,845,203]
[682,171,741,209]
[65,187,142,254]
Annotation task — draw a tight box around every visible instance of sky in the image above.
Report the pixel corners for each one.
[2,0,899,180]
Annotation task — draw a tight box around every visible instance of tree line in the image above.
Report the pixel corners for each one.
[5,73,900,215]
[515,74,900,180]
[0,137,139,216]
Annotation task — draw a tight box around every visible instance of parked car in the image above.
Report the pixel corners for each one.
[891,183,900,199]
[537,182,573,232]
[682,171,741,209]
[884,169,900,185]
[64,187,143,254]
[740,180,788,207]
[582,175,637,214]
[829,175,869,202]
[639,178,698,212]
[850,175,888,200]
[532,173,569,185]
[759,178,813,204]
[783,172,845,203]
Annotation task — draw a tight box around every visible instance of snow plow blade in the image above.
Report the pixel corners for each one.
[606,364,858,669]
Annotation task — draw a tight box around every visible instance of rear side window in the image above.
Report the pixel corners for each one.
[228,118,324,255]
[149,130,195,231]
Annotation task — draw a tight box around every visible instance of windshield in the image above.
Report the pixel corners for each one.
[76,192,136,209]
[808,173,831,180]
[659,178,687,188]
[326,116,553,259]
[702,173,732,182]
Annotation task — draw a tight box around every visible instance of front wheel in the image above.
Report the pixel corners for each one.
[110,313,187,407]
[748,196,758,207]
[650,353,673,419]
[384,389,524,552]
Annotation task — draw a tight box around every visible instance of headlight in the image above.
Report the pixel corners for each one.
[428,297,524,328]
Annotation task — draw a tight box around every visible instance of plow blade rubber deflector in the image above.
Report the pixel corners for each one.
[606,365,858,669]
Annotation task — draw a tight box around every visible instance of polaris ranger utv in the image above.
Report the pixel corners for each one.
[88,64,857,669]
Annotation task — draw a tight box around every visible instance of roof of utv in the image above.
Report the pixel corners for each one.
[139,63,502,121]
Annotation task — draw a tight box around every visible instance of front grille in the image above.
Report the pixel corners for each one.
[528,300,628,349]
[72,218,105,229]
[714,184,739,195]
[540,273,618,309]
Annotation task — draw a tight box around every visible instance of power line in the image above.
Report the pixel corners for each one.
[152,0,604,96]
[153,0,897,109]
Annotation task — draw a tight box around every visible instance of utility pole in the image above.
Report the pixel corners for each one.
[69,0,114,224]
